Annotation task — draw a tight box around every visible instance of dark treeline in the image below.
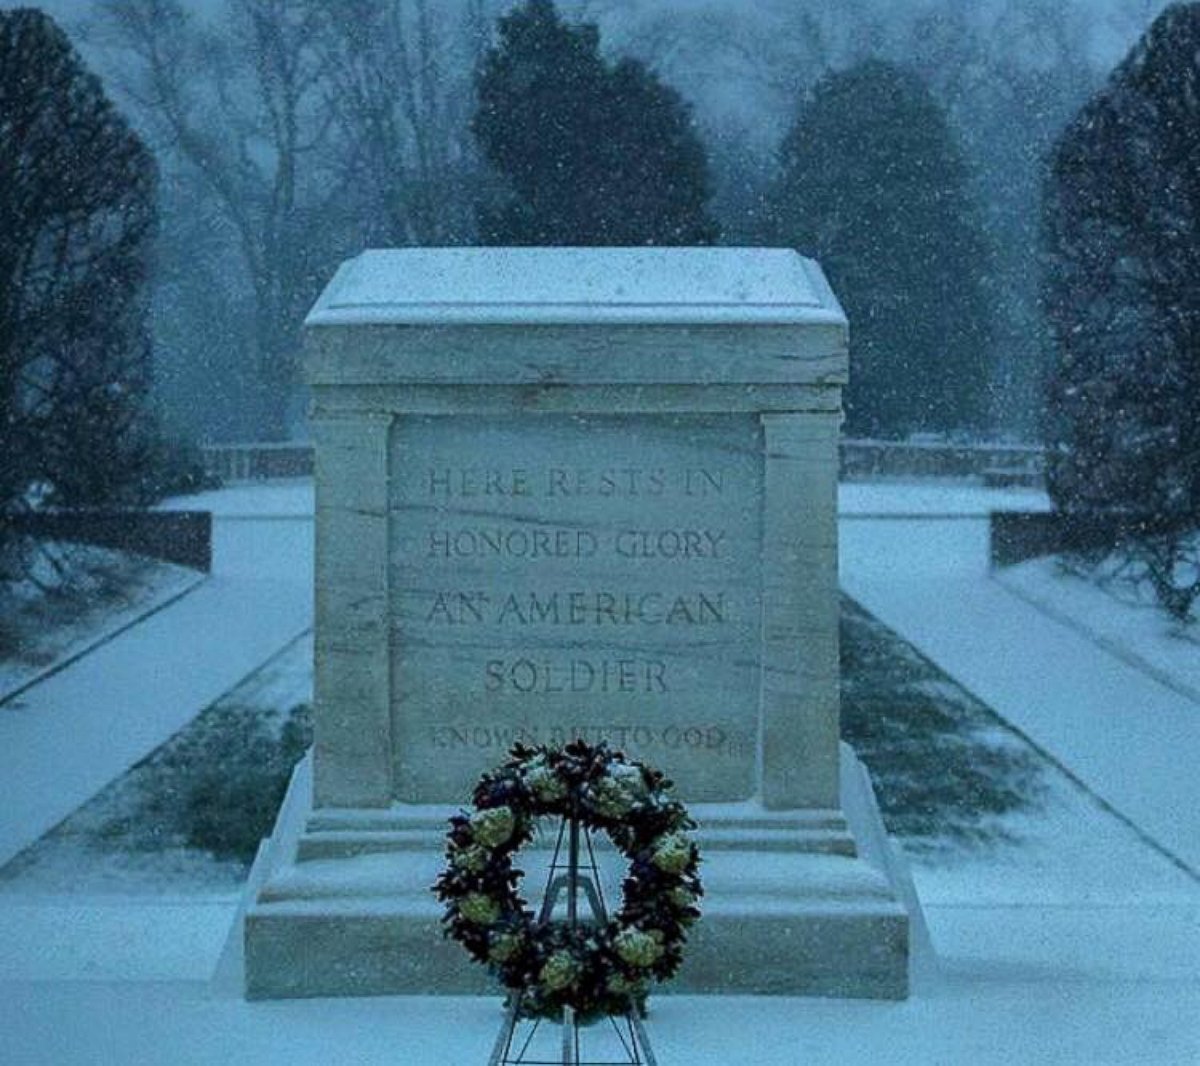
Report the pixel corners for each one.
[595,0,1168,438]
[1,8,157,564]
[55,0,1168,443]
[1042,2,1200,621]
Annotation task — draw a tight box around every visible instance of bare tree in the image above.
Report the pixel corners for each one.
[312,0,485,247]
[98,0,349,440]
[97,0,500,438]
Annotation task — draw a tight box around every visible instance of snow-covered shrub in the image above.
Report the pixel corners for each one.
[0,9,165,574]
[1042,3,1200,622]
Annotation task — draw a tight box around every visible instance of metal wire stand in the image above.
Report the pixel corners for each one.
[487,810,658,1066]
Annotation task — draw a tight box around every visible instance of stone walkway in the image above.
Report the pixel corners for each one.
[1,482,1197,1063]
[2,979,1196,1065]
[840,510,1200,876]
[0,513,313,868]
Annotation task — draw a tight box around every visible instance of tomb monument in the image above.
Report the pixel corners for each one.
[243,247,912,999]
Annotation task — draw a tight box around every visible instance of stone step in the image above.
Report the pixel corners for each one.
[296,820,857,862]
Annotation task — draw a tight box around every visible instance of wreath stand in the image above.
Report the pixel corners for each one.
[487,809,659,1066]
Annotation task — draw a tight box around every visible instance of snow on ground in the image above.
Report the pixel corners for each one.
[0,546,202,702]
[838,479,1051,516]
[0,634,313,897]
[837,489,1200,1007]
[839,481,1199,1050]
[999,556,1200,704]
[0,478,1197,1063]
[161,479,314,520]
[0,899,238,983]
[0,574,310,868]
[0,488,313,869]
[0,981,1194,1066]
[839,483,1200,877]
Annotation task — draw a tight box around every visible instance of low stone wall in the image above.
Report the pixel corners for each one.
[202,442,313,483]
[8,510,212,572]
[204,438,1047,487]
[841,439,1044,483]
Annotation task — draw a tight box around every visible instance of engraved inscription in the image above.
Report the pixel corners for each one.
[430,722,743,755]
[483,658,669,694]
[425,590,725,628]
[389,415,762,802]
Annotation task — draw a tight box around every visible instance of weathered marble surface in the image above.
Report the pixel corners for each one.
[390,414,761,802]
[242,746,914,1000]
[243,247,915,1001]
[305,246,846,327]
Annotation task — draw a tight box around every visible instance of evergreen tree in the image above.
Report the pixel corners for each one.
[1042,2,1200,620]
[0,9,157,552]
[472,0,718,246]
[770,60,992,438]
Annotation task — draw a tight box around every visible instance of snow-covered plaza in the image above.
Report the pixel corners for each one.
[1,479,1196,1064]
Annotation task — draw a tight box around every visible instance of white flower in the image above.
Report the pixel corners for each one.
[525,759,568,803]
[588,761,648,817]
[650,832,693,874]
[470,806,516,848]
[458,893,501,925]
[610,762,646,788]
[588,776,636,817]
[613,928,664,968]
[451,844,489,874]
[539,951,580,991]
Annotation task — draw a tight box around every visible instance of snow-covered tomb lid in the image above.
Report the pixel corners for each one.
[305,247,846,327]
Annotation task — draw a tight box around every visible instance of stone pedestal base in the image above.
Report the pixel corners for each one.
[242,747,915,1000]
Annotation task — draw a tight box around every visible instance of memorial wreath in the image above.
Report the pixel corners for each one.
[433,740,702,1022]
